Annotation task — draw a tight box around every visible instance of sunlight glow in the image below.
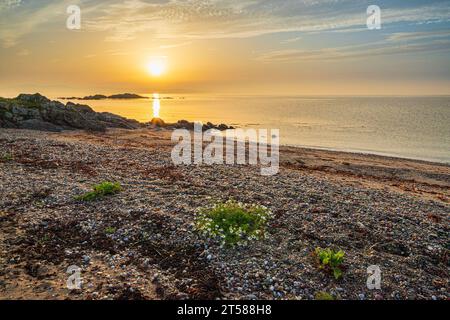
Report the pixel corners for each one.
[147,58,167,77]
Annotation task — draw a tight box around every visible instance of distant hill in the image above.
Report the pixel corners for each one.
[59,93,147,100]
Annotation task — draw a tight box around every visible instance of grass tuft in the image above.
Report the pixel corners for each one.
[1,153,13,162]
[75,181,121,201]
[315,291,335,300]
[104,226,116,235]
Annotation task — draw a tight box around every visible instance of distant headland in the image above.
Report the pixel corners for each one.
[58,93,179,101]
[58,93,148,100]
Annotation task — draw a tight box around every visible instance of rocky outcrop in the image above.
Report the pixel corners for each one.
[0,93,143,132]
[0,93,235,133]
[147,119,234,131]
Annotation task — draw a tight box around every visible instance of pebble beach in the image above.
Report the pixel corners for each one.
[0,128,448,300]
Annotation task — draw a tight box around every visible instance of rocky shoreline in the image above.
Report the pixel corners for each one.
[0,93,233,133]
[0,127,448,300]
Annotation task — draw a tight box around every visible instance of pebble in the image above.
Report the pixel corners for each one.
[82,255,91,264]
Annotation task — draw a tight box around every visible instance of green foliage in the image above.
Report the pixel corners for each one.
[1,153,13,162]
[195,200,273,247]
[76,181,121,201]
[38,234,50,245]
[104,226,116,235]
[315,291,335,300]
[315,247,345,280]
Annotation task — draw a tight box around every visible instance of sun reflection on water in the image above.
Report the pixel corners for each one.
[152,93,160,118]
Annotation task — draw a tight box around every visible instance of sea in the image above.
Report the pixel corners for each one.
[59,95,450,164]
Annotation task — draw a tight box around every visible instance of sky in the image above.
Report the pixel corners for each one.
[0,0,449,96]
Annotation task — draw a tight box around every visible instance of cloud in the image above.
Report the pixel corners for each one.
[1,0,449,47]
[388,30,450,41]
[257,38,450,62]
[0,0,22,11]
[159,41,191,49]
[0,0,98,47]
[83,0,450,41]
[0,0,74,47]
[17,48,29,56]
[281,36,302,44]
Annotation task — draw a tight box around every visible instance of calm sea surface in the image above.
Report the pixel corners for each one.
[60,95,450,163]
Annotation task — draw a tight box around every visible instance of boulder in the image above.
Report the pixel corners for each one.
[150,117,166,127]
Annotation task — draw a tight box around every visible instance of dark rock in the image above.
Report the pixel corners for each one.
[175,120,194,130]
[171,120,233,131]
[150,118,166,127]
[16,93,50,104]
[18,119,63,132]
[0,93,144,132]
[375,241,410,257]
[204,122,214,130]
[96,112,142,129]
[66,102,95,113]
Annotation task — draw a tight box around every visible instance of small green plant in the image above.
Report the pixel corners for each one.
[195,200,273,247]
[104,226,116,235]
[315,291,335,300]
[35,200,45,208]
[315,247,345,280]
[1,153,13,162]
[38,234,51,244]
[76,182,121,201]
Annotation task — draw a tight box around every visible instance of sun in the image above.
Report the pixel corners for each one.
[147,58,167,77]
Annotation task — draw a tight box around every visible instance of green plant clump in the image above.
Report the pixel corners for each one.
[76,182,121,201]
[104,226,116,235]
[315,291,335,300]
[315,247,345,280]
[195,200,273,247]
[1,153,13,162]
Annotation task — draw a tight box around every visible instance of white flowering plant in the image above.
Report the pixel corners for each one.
[195,200,273,247]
